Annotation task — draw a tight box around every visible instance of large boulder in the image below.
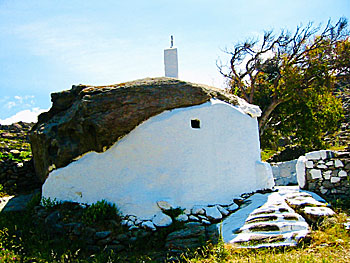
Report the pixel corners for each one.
[30,77,242,182]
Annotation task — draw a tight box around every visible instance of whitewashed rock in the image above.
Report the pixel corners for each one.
[217,205,230,216]
[205,206,223,220]
[227,203,239,212]
[191,206,205,215]
[237,96,262,118]
[184,208,191,215]
[296,156,306,188]
[41,93,275,220]
[335,160,344,168]
[323,171,332,180]
[198,215,208,220]
[202,219,211,225]
[305,161,314,168]
[175,214,189,222]
[128,215,137,222]
[189,215,200,221]
[286,196,326,208]
[157,201,173,211]
[338,170,347,177]
[121,220,129,226]
[325,161,334,166]
[320,186,328,195]
[303,207,335,217]
[126,220,135,227]
[141,221,156,231]
[331,177,341,183]
[135,219,142,225]
[306,150,327,160]
[310,169,322,179]
[152,212,173,227]
[317,164,327,169]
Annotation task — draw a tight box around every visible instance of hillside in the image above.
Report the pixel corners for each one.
[0,122,40,195]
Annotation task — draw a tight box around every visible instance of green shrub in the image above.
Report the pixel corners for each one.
[82,199,121,225]
[40,197,61,209]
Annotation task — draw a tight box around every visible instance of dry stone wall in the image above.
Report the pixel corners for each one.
[0,122,41,193]
[296,150,350,198]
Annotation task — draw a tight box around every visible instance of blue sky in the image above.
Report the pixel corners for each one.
[0,0,349,123]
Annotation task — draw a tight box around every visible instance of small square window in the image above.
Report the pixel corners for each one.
[191,119,200,129]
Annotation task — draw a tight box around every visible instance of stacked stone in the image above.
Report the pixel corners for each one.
[118,200,239,233]
[32,198,244,252]
[0,122,41,193]
[297,150,350,198]
[271,159,298,186]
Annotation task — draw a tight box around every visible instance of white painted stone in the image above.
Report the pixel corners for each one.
[141,221,156,231]
[303,207,335,217]
[296,156,306,188]
[156,201,173,211]
[205,206,223,220]
[135,219,142,225]
[305,150,329,160]
[42,99,274,219]
[227,203,239,212]
[323,171,332,180]
[305,161,314,168]
[124,220,134,227]
[217,205,230,216]
[152,212,173,227]
[128,215,137,222]
[310,169,322,179]
[317,164,327,169]
[191,206,205,215]
[335,160,344,168]
[121,220,129,226]
[325,161,334,166]
[338,170,347,177]
[184,208,191,215]
[320,186,328,195]
[202,219,211,225]
[236,97,262,118]
[189,215,200,221]
[175,214,188,222]
[331,177,341,183]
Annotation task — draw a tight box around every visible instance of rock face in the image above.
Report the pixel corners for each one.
[30,77,246,183]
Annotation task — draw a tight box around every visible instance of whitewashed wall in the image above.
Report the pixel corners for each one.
[42,99,274,219]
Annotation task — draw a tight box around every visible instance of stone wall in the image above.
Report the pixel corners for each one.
[271,159,298,186]
[0,122,41,193]
[296,150,350,198]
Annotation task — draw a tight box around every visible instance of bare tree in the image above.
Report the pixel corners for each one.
[218,18,348,136]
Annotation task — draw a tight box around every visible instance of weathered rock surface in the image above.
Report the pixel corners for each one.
[30,77,243,182]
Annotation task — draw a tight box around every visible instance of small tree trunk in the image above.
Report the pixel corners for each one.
[259,99,284,136]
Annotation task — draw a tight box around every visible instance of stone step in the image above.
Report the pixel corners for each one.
[222,187,335,248]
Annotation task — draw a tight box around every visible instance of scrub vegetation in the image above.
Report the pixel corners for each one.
[0,198,349,262]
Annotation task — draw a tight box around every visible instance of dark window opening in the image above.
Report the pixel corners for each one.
[191,119,200,129]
